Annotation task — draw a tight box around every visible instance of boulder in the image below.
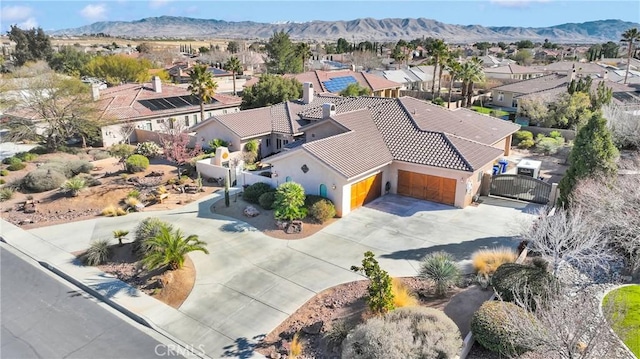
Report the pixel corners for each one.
[243,206,260,217]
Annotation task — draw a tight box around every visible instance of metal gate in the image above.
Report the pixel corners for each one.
[490,174,552,204]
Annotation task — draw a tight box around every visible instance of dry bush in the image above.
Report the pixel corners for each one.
[472,247,518,276]
[101,205,127,217]
[289,332,303,358]
[391,278,419,308]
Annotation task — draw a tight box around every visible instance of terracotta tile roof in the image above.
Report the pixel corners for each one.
[484,64,544,75]
[212,106,273,139]
[245,70,402,94]
[516,78,639,105]
[299,96,395,119]
[491,73,568,95]
[96,82,241,122]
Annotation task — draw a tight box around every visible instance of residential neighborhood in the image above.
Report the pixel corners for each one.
[1,3,639,359]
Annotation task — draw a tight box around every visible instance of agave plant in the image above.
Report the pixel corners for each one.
[142,225,209,270]
[419,251,461,297]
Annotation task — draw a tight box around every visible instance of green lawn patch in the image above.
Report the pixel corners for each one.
[604,285,640,357]
[470,106,509,117]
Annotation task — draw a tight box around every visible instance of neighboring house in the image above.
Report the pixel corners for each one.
[169,65,235,85]
[244,69,402,97]
[483,64,546,81]
[369,66,436,92]
[195,83,519,216]
[533,61,605,76]
[95,77,242,146]
[478,55,515,68]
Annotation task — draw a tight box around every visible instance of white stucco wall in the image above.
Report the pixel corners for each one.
[304,121,345,142]
[193,120,243,151]
[491,90,517,108]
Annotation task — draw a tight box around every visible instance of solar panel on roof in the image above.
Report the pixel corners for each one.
[612,92,637,102]
[323,76,358,93]
[138,95,220,112]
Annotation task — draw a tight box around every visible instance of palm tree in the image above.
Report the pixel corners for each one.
[187,64,218,124]
[459,57,485,108]
[392,46,406,70]
[295,42,312,72]
[223,56,242,95]
[113,229,129,247]
[621,27,640,84]
[429,39,448,95]
[142,226,209,270]
[436,50,450,99]
[445,58,462,108]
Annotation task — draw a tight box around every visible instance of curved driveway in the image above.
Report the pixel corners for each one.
[23,193,539,358]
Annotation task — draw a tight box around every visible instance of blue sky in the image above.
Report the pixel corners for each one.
[1,0,639,33]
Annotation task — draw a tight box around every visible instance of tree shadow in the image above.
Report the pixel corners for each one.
[82,272,140,298]
[219,221,258,233]
[380,236,518,262]
[221,334,266,359]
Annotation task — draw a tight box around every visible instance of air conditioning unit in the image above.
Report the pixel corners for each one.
[214,146,230,166]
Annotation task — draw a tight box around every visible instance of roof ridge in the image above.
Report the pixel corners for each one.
[442,134,474,171]
[361,72,374,90]
[314,70,325,92]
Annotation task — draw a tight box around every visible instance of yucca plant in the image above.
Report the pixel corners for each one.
[84,238,111,266]
[142,226,209,270]
[113,229,129,247]
[61,177,87,197]
[419,251,461,297]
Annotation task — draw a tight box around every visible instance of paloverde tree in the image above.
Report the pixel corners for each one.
[83,55,154,86]
[223,56,242,95]
[266,31,302,74]
[7,25,53,67]
[621,27,640,84]
[240,74,302,109]
[558,112,618,205]
[187,64,217,123]
[47,46,93,77]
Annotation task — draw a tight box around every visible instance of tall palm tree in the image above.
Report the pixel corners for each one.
[621,27,640,84]
[223,56,242,95]
[445,58,462,108]
[392,46,406,70]
[459,58,485,108]
[295,42,312,72]
[187,64,218,124]
[142,226,209,270]
[429,39,448,95]
[436,50,450,99]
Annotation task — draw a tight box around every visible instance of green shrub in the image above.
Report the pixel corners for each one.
[517,138,535,149]
[0,179,5,185]
[258,191,276,210]
[61,177,87,197]
[536,136,565,155]
[273,182,307,221]
[127,189,140,198]
[76,173,101,187]
[514,130,533,142]
[535,133,546,142]
[0,169,8,176]
[22,169,66,192]
[133,218,173,257]
[15,152,38,162]
[67,160,94,176]
[83,239,111,266]
[28,146,48,155]
[0,187,15,202]
[57,145,82,155]
[471,301,534,356]
[2,156,19,165]
[125,154,149,173]
[492,262,558,308]
[244,139,258,153]
[432,97,445,106]
[342,307,462,359]
[243,182,273,204]
[135,141,161,158]
[419,251,461,296]
[309,199,336,223]
[39,161,71,177]
[351,251,395,315]
[304,194,326,208]
[549,130,562,139]
[208,138,229,152]
[7,160,26,171]
[88,149,110,160]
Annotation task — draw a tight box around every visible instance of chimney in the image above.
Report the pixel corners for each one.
[152,76,162,93]
[303,82,314,104]
[91,83,100,101]
[322,103,336,119]
[351,64,356,72]
[569,69,576,81]
[602,70,608,80]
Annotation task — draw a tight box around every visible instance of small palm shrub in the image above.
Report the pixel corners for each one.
[243,182,273,204]
[0,187,15,202]
[342,307,462,359]
[133,218,174,257]
[0,169,8,176]
[142,226,209,270]
[492,262,558,308]
[135,141,161,158]
[113,229,129,246]
[23,169,66,192]
[258,191,276,210]
[244,139,259,153]
[289,332,303,358]
[472,247,517,277]
[471,301,535,356]
[101,205,127,217]
[208,138,229,152]
[274,182,307,221]
[125,154,149,173]
[309,198,336,223]
[391,278,418,308]
[83,239,111,266]
[61,177,87,197]
[419,251,461,297]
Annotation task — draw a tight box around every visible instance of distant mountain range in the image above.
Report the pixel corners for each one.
[51,16,640,43]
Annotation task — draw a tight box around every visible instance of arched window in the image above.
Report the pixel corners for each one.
[285,176,292,182]
[319,184,327,197]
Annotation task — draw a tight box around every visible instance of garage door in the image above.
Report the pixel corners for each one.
[350,173,382,210]
[397,170,456,206]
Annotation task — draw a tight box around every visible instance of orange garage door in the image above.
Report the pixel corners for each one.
[397,170,456,206]
[350,173,382,210]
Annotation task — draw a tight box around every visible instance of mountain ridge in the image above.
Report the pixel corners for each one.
[51,16,640,43]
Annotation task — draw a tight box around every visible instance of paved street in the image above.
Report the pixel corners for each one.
[0,246,185,359]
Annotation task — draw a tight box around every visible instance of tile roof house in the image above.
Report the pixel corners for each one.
[95,77,241,146]
[244,69,402,97]
[194,83,518,216]
[483,64,546,80]
[368,66,437,91]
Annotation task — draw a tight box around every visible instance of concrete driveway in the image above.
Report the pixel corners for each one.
[23,193,540,358]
